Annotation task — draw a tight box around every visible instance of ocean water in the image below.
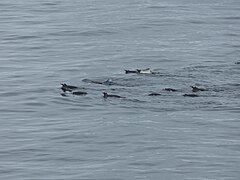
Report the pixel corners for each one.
[0,0,240,179]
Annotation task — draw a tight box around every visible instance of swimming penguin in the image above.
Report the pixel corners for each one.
[235,61,240,64]
[125,70,139,74]
[125,68,153,74]
[102,78,114,85]
[61,83,78,92]
[183,94,199,97]
[103,92,124,98]
[82,78,114,85]
[164,88,178,92]
[60,93,68,97]
[72,91,87,95]
[148,92,161,96]
[138,68,152,74]
[191,86,206,92]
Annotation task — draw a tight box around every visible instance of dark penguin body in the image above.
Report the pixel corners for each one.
[103,92,124,98]
[60,93,68,97]
[183,94,199,97]
[125,68,152,74]
[137,68,152,74]
[102,79,114,85]
[72,91,87,95]
[61,83,78,92]
[125,70,139,74]
[82,79,114,85]
[191,86,206,92]
[164,88,178,92]
[148,92,161,96]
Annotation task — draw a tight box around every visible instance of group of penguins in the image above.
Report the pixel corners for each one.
[60,68,207,99]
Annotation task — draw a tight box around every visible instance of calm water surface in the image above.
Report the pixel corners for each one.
[0,0,240,179]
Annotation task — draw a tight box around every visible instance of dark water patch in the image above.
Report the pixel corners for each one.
[50,133,98,141]
[224,33,240,37]
[143,145,169,151]
[216,144,240,152]
[129,161,158,167]
[121,98,146,104]
[27,45,49,50]
[0,169,14,175]
[137,21,177,28]
[139,106,182,113]
[0,146,50,161]
[226,44,240,49]
[2,35,40,41]
[30,8,62,13]
[48,29,117,38]
[223,83,240,87]
[96,140,127,146]
[187,20,208,25]
[24,102,47,107]
[147,4,187,10]
[53,157,91,163]
[210,105,240,112]
[182,64,222,70]
[20,19,47,26]
[48,30,85,37]
[0,3,11,7]
[56,95,93,104]
[122,132,145,138]
[0,108,38,114]
[0,91,23,97]
[78,29,118,37]
[40,2,61,6]
[147,5,168,9]
[213,5,240,11]
[96,178,123,180]
[218,16,240,20]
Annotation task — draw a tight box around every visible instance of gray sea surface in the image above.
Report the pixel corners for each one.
[0,0,240,179]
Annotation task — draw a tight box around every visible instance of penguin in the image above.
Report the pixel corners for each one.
[61,83,78,92]
[148,92,161,96]
[183,94,199,97]
[103,92,124,98]
[137,68,152,74]
[125,70,139,74]
[164,88,178,92]
[191,86,206,92]
[125,68,153,74]
[72,91,87,95]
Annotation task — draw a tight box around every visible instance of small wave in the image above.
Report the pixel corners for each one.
[48,29,117,38]
[219,16,240,20]
[147,5,168,9]
[3,35,40,41]
[224,33,240,37]
[187,20,207,25]
[78,29,117,37]
[41,2,60,6]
